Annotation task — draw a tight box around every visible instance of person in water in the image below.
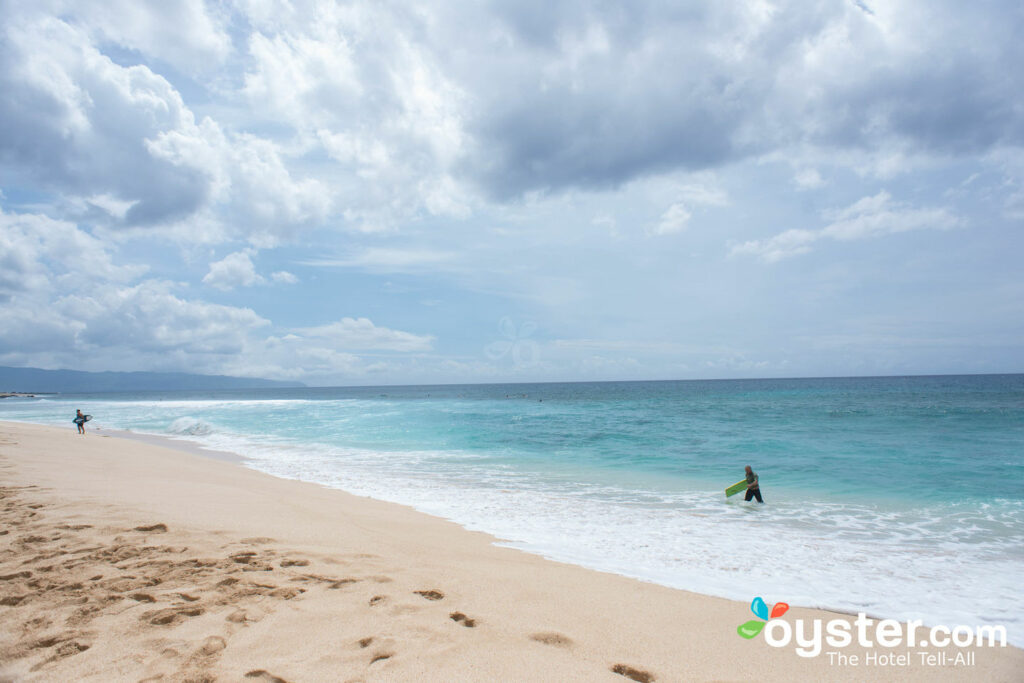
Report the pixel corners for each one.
[744,465,763,503]
[74,409,86,435]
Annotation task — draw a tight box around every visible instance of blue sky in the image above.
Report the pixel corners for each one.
[0,0,1021,385]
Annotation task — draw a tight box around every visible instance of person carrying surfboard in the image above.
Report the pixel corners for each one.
[744,465,763,503]
[74,409,87,435]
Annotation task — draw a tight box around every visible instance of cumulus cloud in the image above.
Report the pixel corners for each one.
[0,7,330,242]
[0,15,211,226]
[4,1,1022,239]
[0,209,142,301]
[0,205,430,378]
[202,250,264,290]
[730,191,960,262]
[48,0,231,75]
[202,251,302,290]
[0,207,273,370]
[54,281,269,355]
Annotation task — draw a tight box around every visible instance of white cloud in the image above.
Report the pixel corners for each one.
[302,247,455,271]
[271,271,298,284]
[0,212,270,370]
[54,0,231,75]
[678,183,729,207]
[295,317,434,352]
[794,168,825,189]
[650,181,728,235]
[203,250,264,290]
[0,15,210,226]
[147,122,332,242]
[54,281,269,355]
[652,203,692,235]
[730,191,960,262]
[0,208,142,300]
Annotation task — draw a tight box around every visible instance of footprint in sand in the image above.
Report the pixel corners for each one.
[368,595,387,607]
[611,663,656,682]
[143,606,205,626]
[449,612,477,628]
[133,524,168,533]
[279,559,309,567]
[245,670,291,683]
[369,652,393,665]
[413,589,444,601]
[26,634,91,672]
[196,635,227,656]
[529,632,573,647]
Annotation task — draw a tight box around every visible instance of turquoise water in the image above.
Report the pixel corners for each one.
[2,375,1022,642]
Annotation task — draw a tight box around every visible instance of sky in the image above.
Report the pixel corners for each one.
[0,0,1022,386]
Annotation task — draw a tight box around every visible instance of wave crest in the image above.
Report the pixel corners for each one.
[167,416,215,436]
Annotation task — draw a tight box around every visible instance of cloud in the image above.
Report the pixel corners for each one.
[4,1,1022,240]
[649,180,729,235]
[0,8,330,243]
[0,208,142,301]
[295,317,434,352]
[202,252,301,290]
[48,0,231,75]
[237,5,474,230]
[203,250,264,290]
[0,205,268,372]
[794,168,825,189]
[270,271,298,284]
[652,203,692,235]
[147,122,332,243]
[302,248,456,271]
[730,191,960,262]
[0,15,212,226]
[53,281,269,355]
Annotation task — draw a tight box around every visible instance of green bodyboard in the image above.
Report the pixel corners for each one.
[725,479,749,497]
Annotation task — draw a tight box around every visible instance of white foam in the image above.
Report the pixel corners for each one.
[156,426,1024,645]
[167,416,216,436]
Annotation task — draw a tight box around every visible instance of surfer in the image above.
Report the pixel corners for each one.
[74,409,86,435]
[744,465,763,503]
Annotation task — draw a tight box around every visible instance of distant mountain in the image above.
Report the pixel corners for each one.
[0,366,304,393]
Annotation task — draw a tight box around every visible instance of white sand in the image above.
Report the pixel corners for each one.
[1,421,1020,682]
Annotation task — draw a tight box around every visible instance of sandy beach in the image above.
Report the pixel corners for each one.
[0,421,1020,682]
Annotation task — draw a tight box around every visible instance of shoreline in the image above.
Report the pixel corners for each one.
[1,420,1021,681]
[24,420,968,625]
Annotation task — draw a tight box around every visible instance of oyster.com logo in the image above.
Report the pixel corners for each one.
[735,595,1004,662]
[737,596,789,639]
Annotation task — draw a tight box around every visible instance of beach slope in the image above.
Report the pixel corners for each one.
[1,421,1019,682]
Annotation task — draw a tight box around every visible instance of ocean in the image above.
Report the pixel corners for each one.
[2,375,1021,643]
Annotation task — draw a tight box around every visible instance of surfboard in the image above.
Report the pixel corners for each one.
[725,479,749,497]
[73,415,93,425]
